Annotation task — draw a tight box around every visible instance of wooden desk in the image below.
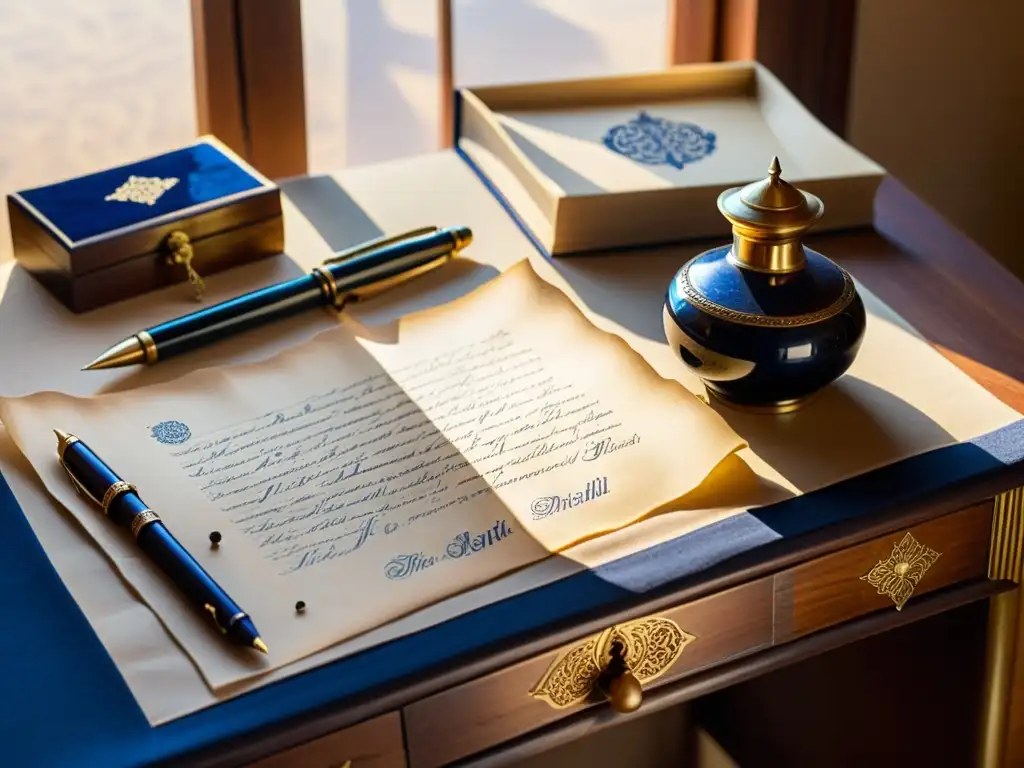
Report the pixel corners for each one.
[0,153,1019,767]
[183,176,1023,768]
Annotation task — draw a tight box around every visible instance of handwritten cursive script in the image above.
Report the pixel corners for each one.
[384,519,514,581]
[530,476,608,520]
[164,330,642,576]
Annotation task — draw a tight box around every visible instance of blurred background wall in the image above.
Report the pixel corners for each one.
[0,0,1021,279]
[848,0,1024,277]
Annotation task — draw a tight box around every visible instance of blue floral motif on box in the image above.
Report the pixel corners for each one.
[603,111,716,169]
[151,420,191,445]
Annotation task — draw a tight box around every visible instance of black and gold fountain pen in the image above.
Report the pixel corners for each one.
[85,225,473,370]
[55,429,267,654]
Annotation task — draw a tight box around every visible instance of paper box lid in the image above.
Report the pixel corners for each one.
[456,61,885,256]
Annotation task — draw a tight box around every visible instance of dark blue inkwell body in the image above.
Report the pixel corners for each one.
[664,158,866,413]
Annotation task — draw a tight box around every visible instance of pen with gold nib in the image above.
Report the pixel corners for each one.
[55,429,267,654]
[85,225,473,370]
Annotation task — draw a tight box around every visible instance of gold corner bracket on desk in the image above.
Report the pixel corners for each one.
[979,487,1024,768]
[528,616,694,712]
[989,487,1024,582]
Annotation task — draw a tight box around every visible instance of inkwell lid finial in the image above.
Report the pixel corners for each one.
[717,156,824,274]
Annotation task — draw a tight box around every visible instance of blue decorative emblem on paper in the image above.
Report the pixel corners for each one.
[603,111,716,169]
[151,420,191,445]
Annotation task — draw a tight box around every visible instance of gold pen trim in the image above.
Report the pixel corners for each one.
[344,251,455,304]
[54,430,105,506]
[62,473,99,507]
[321,226,439,266]
[317,225,472,309]
[82,337,147,371]
[311,266,340,306]
[137,331,158,364]
[63,468,101,506]
[203,603,228,634]
[130,509,161,538]
[54,429,78,461]
[101,481,137,515]
[450,226,472,252]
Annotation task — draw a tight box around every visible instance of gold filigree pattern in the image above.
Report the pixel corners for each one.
[529,617,694,709]
[101,481,136,515]
[529,636,602,708]
[861,532,941,610]
[104,175,179,206]
[676,255,856,327]
[130,509,161,538]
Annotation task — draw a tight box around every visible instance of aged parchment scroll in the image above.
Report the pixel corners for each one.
[0,261,744,689]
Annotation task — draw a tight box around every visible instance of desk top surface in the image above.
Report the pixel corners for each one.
[0,151,1022,768]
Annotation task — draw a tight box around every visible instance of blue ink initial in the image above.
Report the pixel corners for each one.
[151,420,191,445]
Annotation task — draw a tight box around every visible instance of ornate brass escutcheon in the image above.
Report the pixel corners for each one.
[860,532,941,611]
[529,616,694,712]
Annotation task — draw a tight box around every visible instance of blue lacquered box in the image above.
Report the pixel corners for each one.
[6,136,283,312]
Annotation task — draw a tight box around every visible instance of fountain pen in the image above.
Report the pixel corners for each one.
[85,225,473,370]
[55,429,267,654]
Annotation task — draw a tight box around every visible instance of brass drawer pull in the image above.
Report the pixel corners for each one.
[860,532,941,610]
[529,617,694,712]
[597,639,643,713]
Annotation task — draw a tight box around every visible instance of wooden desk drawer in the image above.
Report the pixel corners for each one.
[404,577,773,768]
[248,712,405,768]
[776,502,993,641]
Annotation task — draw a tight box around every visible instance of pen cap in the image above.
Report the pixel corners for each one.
[323,226,472,306]
[58,436,122,510]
